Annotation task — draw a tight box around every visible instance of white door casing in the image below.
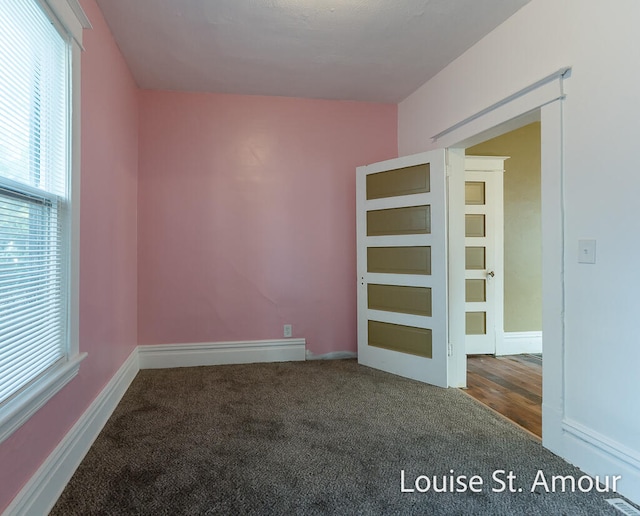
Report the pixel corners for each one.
[464,156,506,355]
[415,71,568,458]
[356,150,448,388]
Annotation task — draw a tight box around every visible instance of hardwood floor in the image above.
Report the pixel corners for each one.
[464,354,542,438]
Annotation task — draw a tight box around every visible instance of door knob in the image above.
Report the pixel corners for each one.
[487,270,495,278]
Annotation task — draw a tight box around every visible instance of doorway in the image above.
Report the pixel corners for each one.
[359,67,568,454]
[462,122,543,437]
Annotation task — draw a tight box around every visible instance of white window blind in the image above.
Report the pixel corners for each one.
[0,0,70,406]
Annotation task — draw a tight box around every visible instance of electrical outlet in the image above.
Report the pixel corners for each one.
[283,324,292,338]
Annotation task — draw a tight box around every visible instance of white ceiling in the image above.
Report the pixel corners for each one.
[95,0,531,103]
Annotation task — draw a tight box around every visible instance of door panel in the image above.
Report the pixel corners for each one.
[367,246,432,275]
[465,247,486,269]
[367,284,432,317]
[368,321,432,358]
[465,214,486,237]
[357,150,448,387]
[466,312,487,335]
[465,182,486,205]
[366,205,431,236]
[465,279,486,302]
[366,163,430,199]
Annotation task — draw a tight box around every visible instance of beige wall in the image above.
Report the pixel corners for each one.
[467,122,541,332]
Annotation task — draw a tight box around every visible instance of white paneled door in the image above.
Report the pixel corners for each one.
[464,157,506,355]
[356,150,448,388]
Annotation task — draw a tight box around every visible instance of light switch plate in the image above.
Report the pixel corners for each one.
[578,239,596,264]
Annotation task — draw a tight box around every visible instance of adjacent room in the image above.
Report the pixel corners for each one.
[464,122,543,438]
[1,0,640,514]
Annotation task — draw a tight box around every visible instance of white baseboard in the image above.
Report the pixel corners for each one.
[4,338,311,514]
[17,337,640,512]
[138,339,306,369]
[542,403,564,456]
[496,331,542,356]
[305,350,357,360]
[4,349,139,516]
[562,418,640,505]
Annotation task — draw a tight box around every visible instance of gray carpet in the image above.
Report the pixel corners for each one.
[52,360,624,515]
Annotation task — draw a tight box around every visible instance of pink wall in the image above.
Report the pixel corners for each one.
[0,0,139,511]
[0,5,397,510]
[138,92,397,354]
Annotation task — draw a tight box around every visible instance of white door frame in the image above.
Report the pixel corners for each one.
[435,70,568,455]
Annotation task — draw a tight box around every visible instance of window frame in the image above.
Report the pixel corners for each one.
[0,0,91,444]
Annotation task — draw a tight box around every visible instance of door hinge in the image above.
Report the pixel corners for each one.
[447,342,453,357]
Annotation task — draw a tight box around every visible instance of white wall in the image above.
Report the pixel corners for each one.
[399,0,640,504]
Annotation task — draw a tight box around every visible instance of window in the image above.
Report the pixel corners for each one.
[0,0,88,443]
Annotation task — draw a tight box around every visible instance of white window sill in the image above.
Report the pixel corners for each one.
[0,353,87,444]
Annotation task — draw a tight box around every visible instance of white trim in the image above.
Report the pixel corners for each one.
[138,339,306,369]
[0,0,88,447]
[40,0,91,46]
[0,354,86,444]
[432,67,570,142]
[67,40,82,365]
[66,0,91,29]
[305,350,357,360]
[439,73,569,391]
[3,349,138,516]
[464,155,510,171]
[434,69,571,151]
[3,340,312,514]
[440,76,567,453]
[539,100,566,456]
[5,341,640,513]
[496,331,542,356]
[446,148,467,387]
[562,419,640,503]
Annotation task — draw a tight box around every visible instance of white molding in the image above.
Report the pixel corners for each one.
[432,67,570,143]
[66,0,92,29]
[446,148,467,388]
[542,403,564,456]
[3,339,313,514]
[464,155,509,172]
[11,340,640,511]
[305,350,357,360]
[538,100,565,457]
[138,339,306,369]
[40,0,91,46]
[3,349,139,516]
[496,331,542,356]
[562,419,640,504]
[0,353,87,445]
[434,70,570,151]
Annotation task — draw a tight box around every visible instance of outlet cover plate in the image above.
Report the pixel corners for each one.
[578,239,596,264]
